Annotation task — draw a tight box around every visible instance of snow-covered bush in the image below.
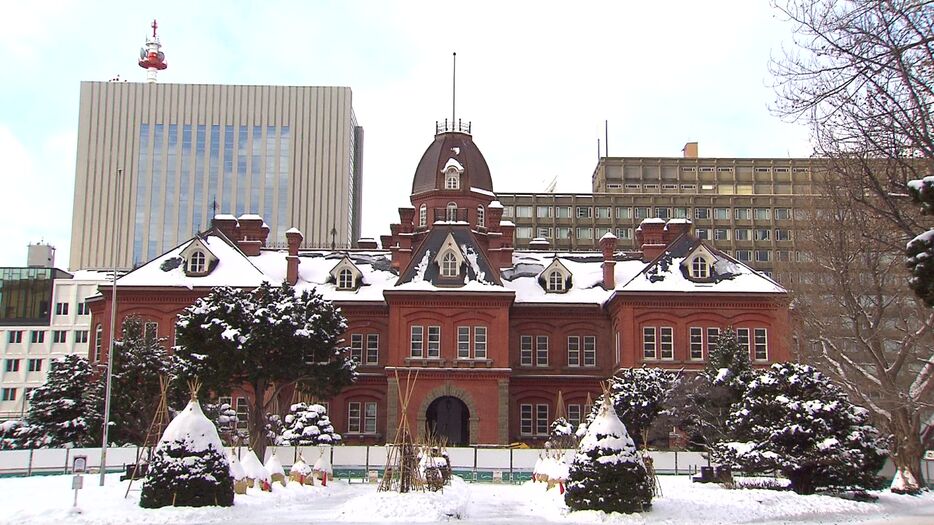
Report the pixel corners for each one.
[276,403,341,446]
[565,398,652,513]
[716,363,887,495]
[547,416,577,450]
[139,399,234,508]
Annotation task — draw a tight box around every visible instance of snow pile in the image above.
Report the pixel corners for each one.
[335,475,470,522]
[158,400,226,453]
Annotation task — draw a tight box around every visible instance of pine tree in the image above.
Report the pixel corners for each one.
[140,398,234,508]
[716,362,888,495]
[20,355,102,448]
[277,403,342,446]
[703,327,753,393]
[110,316,177,445]
[565,395,652,514]
[547,416,577,450]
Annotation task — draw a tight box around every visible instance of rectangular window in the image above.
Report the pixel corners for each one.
[536,335,549,367]
[774,229,792,241]
[755,229,771,241]
[660,327,674,360]
[616,228,633,240]
[734,228,751,241]
[27,359,42,372]
[458,326,471,359]
[516,227,533,239]
[77,302,90,315]
[516,206,533,218]
[737,328,751,357]
[556,206,571,218]
[607,183,622,190]
[53,330,66,343]
[754,208,771,220]
[520,335,533,366]
[75,330,88,344]
[567,404,582,428]
[364,401,377,434]
[690,327,704,360]
[1,388,16,402]
[734,208,751,220]
[30,331,44,344]
[596,207,611,219]
[583,336,596,366]
[755,250,771,262]
[662,183,679,191]
[777,250,792,262]
[427,326,441,358]
[634,207,650,219]
[536,206,552,218]
[673,207,689,219]
[410,326,424,358]
[235,397,249,431]
[655,207,671,219]
[736,250,752,262]
[474,327,487,359]
[536,227,553,239]
[55,302,69,316]
[706,328,720,353]
[713,207,730,220]
[7,331,22,344]
[144,321,158,344]
[576,206,592,219]
[502,206,514,217]
[567,336,580,367]
[556,227,571,239]
[520,404,533,435]
[366,334,379,365]
[576,227,593,240]
[643,327,657,360]
[695,228,709,240]
[536,404,549,435]
[694,208,711,220]
[714,228,730,241]
[754,328,768,361]
[774,208,792,220]
[681,183,697,191]
[616,207,632,220]
[348,401,361,433]
[643,183,659,191]
[351,334,364,362]
[5,359,20,372]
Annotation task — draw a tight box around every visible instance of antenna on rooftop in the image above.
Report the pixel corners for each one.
[138,19,168,83]
[452,52,457,125]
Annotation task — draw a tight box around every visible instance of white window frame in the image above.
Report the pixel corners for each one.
[754,328,768,361]
[351,334,364,362]
[366,334,379,365]
[441,251,459,277]
[660,327,674,360]
[547,270,564,292]
[643,327,657,360]
[427,326,441,358]
[477,206,485,228]
[690,327,704,360]
[536,404,549,435]
[691,257,710,279]
[410,326,424,358]
[446,202,458,222]
[520,404,533,435]
[337,268,355,290]
[189,250,206,273]
[567,336,580,367]
[520,335,533,366]
[583,335,596,366]
[419,204,427,228]
[536,335,549,367]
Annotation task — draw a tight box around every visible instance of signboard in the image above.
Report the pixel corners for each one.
[73,455,87,473]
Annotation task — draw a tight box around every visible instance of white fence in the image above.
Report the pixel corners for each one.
[0,446,712,479]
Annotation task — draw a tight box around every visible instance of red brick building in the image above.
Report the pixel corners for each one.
[88,125,790,446]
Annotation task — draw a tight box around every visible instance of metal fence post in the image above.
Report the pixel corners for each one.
[473,447,478,482]
[26,448,34,476]
[63,447,71,474]
[509,448,514,483]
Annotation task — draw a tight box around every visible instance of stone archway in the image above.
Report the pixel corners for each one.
[416,383,480,445]
[426,396,469,445]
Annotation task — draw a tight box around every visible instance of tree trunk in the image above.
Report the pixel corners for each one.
[250,379,268,462]
[890,407,925,493]
[787,468,816,495]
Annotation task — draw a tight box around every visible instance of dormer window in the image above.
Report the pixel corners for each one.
[441,252,459,277]
[419,204,427,228]
[691,257,710,279]
[337,268,354,289]
[540,259,572,293]
[188,250,206,273]
[477,206,485,228]
[445,168,460,190]
[446,202,458,222]
[548,270,565,292]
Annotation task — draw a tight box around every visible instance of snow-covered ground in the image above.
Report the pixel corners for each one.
[0,473,933,525]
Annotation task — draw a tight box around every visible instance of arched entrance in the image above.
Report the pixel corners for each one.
[426,396,470,446]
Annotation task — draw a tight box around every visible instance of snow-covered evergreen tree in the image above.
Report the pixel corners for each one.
[578,367,678,448]
[704,327,753,392]
[0,420,26,450]
[140,398,234,508]
[565,395,653,513]
[277,403,342,446]
[548,416,577,450]
[111,316,176,445]
[20,354,102,448]
[717,362,888,495]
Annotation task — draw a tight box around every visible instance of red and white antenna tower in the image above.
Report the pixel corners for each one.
[138,19,167,83]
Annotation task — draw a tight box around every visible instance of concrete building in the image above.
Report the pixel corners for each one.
[497,143,822,277]
[69,81,364,270]
[0,261,108,420]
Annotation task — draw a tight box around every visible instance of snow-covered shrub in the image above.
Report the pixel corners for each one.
[276,403,341,446]
[565,398,652,513]
[547,416,577,450]
[20,354,102,448]
[140,399,234,508]
[716,363,887,495]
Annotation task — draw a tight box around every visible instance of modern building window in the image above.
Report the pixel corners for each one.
[536,227,553,239]
[755,229,771,241]
[694,208,711,220]
[660,327,674,359]
[502,206,514,217]
[27,359,42,372]
[547,271,565,292]
[576,206,592,219]
[774,208,792,220]
[596,207,611,219]
[754,208,771,220]
[55,302,69,316]
[643,327,657,360]
[75,330,88,344]
[188,250,206,273]
[616,207,632,220]
[696,228,709,240]
[755,250,772,262]
[441,252,459,277]
[53,330,67,343]
[655,207,671,220]
[634,207,650,220]
[735,250,752,262]
[714,228,730,241]
[446,202,458,222]
[691,257,710,279]
[337,268,354,290]
[774,229,792,241]
[5,359,20,372]
[30,331,45,344]
[7,331,22,344]
[690,327,704,360]
[410,326,423,358]
[556,227,571,239]
[536,206,552,218]
[1,388,16,402]
[77,302,90,315]
[754,328,768,361]
[734,228,751,241]
[516,206,533,218]
[616,228,633,240]
[366,334,379,364]
[734,208,752,220]
[673,207,689,219]
[419,204,427,228]
[556,206,571,218]
[516,227,533,239]
[576,227,593,240]
[477,206,485,228]
[713,207,730,220]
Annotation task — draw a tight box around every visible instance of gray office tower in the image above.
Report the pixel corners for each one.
[69,82,363,270]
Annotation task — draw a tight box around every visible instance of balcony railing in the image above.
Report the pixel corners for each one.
[436,119,472,135]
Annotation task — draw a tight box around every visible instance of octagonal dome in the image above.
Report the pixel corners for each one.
[411,131,493,195]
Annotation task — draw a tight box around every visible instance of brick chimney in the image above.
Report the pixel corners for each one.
[682,142,698,158]
[212,214,240,240]
[236,214,268,256]
[636,219,667,261]
[285,228,303,285]
[663,219,692,243]
[357,238,379,249]
[599,231,617,289]
[529,238,551,251]
[399,207,415,233]
[487,201,504,232]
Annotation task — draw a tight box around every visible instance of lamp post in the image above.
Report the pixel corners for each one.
[99,169,122,486]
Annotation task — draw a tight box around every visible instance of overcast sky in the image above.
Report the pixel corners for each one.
[0,1,813,269]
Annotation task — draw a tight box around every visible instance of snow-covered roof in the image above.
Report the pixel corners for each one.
[443,158,464,171]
